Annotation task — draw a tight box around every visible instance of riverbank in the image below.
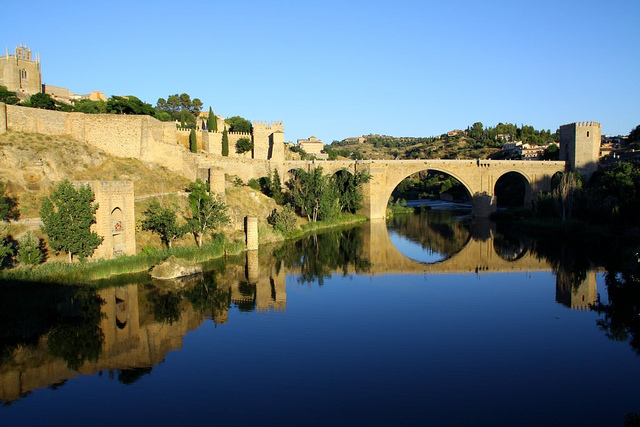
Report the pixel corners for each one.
[0,213,369,285]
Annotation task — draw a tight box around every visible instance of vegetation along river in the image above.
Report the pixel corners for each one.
[1,205,640,426]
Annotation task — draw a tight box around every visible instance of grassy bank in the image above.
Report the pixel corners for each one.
[0,237,245,285]
[282,213,368,241]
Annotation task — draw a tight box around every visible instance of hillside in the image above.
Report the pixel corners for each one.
[326,133,501,160]
[0,131,285,254]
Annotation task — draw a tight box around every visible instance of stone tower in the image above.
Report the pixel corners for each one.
[559,121,601,179]
[0,45,42,95]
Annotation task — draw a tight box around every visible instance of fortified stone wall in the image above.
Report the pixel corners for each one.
[3,104,187,174]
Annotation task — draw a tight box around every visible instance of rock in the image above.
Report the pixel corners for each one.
[150,256,202,280]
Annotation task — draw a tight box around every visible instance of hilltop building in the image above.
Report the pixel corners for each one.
[297,136,324,155]
[0,44,42,96]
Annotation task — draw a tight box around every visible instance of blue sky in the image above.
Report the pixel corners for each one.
[3,0,638,142]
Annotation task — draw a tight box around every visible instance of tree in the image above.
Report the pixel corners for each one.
[288,167,335,222]
[235,137,253,154]
[554,172,580,221]
[155,93,203,123]
[225,116,252,133]
[28,92,57,110]
[106,96,155,115]
[73,99,107,114]
[270,169,285,205]
[208,107,217,132]
[17,231,43,266]
[0,233,13,267]
[0,182,19,222]
[0,85,19,104]
[40,180,103,263]
[333,169,371,213]
[186,179,229,248]
[189,129,197,153]
[141,200,185,248]
[222,126,229,156]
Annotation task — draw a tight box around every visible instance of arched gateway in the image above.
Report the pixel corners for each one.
[284,159,565,218]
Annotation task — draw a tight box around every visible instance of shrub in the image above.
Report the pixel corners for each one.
[247,178,261,191]
[17,231,44,266]
[268,205,298,233]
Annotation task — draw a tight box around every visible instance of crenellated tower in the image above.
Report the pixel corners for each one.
[252,120,284,161]
[559,121,601,180]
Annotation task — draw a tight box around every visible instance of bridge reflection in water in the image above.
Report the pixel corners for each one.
[0,219,597,402]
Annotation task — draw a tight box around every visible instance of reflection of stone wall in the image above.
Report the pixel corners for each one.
[555,269,598,310]
[0,284,206,402]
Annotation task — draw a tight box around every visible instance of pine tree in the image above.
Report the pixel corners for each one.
[189,129,197,153]
[208,107,217,132]
[40,180,103,263]
[17,231,43,266]
[270,169,284,205]
[222,126,229,157]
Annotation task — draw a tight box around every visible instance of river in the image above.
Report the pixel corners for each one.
[1,207,639,426]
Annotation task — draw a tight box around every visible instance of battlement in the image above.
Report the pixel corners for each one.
[228,131,252,137]
[560,121,601,129]
[252,120,284,131]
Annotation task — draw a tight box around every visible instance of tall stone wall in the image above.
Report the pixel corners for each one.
[4,105,187,174]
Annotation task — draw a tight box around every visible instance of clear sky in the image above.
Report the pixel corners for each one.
[3,0,639,142]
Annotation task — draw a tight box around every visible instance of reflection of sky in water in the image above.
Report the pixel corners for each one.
[388,230,446,263]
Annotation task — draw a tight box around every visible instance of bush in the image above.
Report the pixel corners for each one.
[236,137,253,154]
[268,205,298,234]
[17,231,44,266]
[232,177,244,187]
[247,178,261,191]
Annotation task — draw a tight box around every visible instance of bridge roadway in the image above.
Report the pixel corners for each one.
[282,159,566,218]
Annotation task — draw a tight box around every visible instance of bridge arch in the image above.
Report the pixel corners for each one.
[494,170,533,208]
[384,166,475,208]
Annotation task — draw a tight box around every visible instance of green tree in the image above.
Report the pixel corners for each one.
[0,85,19,104]
[186,179,229,248]
[73,99,107,114]
[225,116,252,133]
[0,233,13,267]
[40,180,103,263]
[106,96,155,115]
[221,126,229,156]
[270,169,285,205]
[333,169,371,213]
[28,92,57,110]
[235,137,253,154]
[288,167,337,222]
[156,93,203,123]
[0,182,19,222]
[189,129,197,153]
[16,231,43,266]
[141,200,185,248]
[208,107,217,132]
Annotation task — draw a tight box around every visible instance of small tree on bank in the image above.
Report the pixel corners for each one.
[141,200,185,248]
[17,231,44,266]
[40,180,103,263]
[186,179,229,248]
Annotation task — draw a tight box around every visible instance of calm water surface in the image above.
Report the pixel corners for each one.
[1,209,639,426]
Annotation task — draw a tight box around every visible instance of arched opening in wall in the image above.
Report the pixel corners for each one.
[494,172,529,208]
[386,169,472,264]
[111,207,124,257]
[391,170,471,206]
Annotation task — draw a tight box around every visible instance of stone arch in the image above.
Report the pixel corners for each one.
[493,170,533,208]
[385,166,475,208]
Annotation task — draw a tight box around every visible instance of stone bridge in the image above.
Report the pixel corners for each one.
[280,159,566,218]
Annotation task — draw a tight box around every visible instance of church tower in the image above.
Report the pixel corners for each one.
[0,44,42,95]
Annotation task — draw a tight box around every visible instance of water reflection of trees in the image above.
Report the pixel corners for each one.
[273,227,371,285]
[387,210,472,258]
[0,284,104,371]
[592,251,640,355]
